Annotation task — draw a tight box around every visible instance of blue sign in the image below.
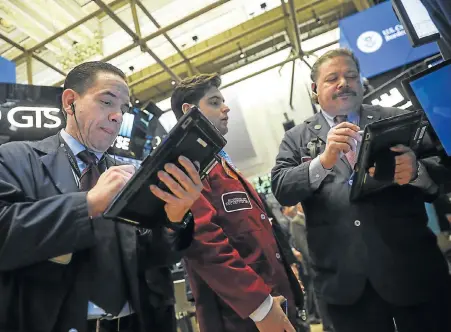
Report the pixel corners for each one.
[0,56,16,84]
[339,1,439,78]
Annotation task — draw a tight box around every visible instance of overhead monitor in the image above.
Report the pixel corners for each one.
[392,0,440,47]
[402,59,451,156]
[108,103,168,160]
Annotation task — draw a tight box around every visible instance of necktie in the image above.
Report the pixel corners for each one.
[333,115,357,169]
[77,150,128,315]
[218,150,240,179]
[218,150,236,170]
[77,150,100,191]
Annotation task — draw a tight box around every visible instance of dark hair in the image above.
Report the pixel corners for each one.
[171,73,222,119]
[310,48,361,103]
[310,48,361,83]
[63,61,127,95]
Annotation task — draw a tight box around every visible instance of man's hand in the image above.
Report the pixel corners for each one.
[319,122,361,170]
[290,263,305,292]
[150,156,203,222]
[87,165,136,218]
[292,248,303,263]
[255,296,295,332]
[368,145,417,185]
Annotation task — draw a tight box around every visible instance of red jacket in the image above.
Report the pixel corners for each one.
[184,160,296,332]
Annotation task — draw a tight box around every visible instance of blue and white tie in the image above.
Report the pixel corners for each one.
[218,150,236,170]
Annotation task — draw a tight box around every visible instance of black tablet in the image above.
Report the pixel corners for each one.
[350,110,427,201]
[103,106,227,228]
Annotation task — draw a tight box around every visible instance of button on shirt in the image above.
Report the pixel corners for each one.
[59,130,133,319]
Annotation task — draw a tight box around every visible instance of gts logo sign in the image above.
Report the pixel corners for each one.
[0,107,62,129]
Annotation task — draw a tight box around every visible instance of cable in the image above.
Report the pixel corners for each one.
[71,103,116,169]
[71,103,89,149]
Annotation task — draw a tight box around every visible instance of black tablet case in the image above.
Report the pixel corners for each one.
[103,106,227,228]
[350,110,427,201]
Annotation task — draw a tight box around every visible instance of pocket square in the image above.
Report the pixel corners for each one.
[49,253,72,265]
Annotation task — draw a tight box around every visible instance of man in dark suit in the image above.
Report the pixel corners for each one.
[271,48,451,332]
[0,61,203,332]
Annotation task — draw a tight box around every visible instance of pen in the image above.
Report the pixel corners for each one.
[357,130,364,135]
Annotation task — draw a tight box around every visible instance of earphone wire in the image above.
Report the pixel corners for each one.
[71,101,132,168]
[71,103,110,169]
[72,104,89,150]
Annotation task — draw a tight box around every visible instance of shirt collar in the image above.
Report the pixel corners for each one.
[319,109,335,128]
[60,129,104,160]
[320,109,335,123]
[319,108,361,127]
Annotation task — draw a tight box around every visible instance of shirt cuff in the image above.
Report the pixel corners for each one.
[249,295,273,322]
[309,156,332,190]
[409,162,438,194]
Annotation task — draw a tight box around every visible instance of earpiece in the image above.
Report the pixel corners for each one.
[312,84,318,95]
[70,102,88,148]
[311,83,319,104]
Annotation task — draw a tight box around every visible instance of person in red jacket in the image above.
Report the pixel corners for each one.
[171,74,304,332]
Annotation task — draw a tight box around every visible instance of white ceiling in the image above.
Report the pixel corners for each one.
[1,0,293,86]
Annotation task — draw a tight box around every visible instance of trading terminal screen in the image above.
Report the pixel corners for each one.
[400,0,439,39]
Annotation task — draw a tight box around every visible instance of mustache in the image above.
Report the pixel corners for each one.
[332,88,357,99]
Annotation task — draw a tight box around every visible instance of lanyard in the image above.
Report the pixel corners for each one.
[58,134,82,178]
[58,134,107,183]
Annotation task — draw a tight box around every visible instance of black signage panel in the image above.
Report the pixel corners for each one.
[0,84,168,163]
[0,83,64,144]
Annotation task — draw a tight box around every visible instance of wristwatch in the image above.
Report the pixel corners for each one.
[410,161,422,183]
[164,211,193,231]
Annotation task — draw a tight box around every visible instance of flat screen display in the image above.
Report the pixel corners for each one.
[408,62,451,155]
[392,0,440,46]
[401,0,439,39]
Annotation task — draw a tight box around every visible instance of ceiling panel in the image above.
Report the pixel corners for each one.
[0,0,369,104]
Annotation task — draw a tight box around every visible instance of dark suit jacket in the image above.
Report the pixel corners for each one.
[0,134,193,332]
[271,105,451,306]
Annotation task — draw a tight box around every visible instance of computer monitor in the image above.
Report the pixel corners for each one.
[108,104,168,160]
[402,59,451,156]
[392,0,440,47]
